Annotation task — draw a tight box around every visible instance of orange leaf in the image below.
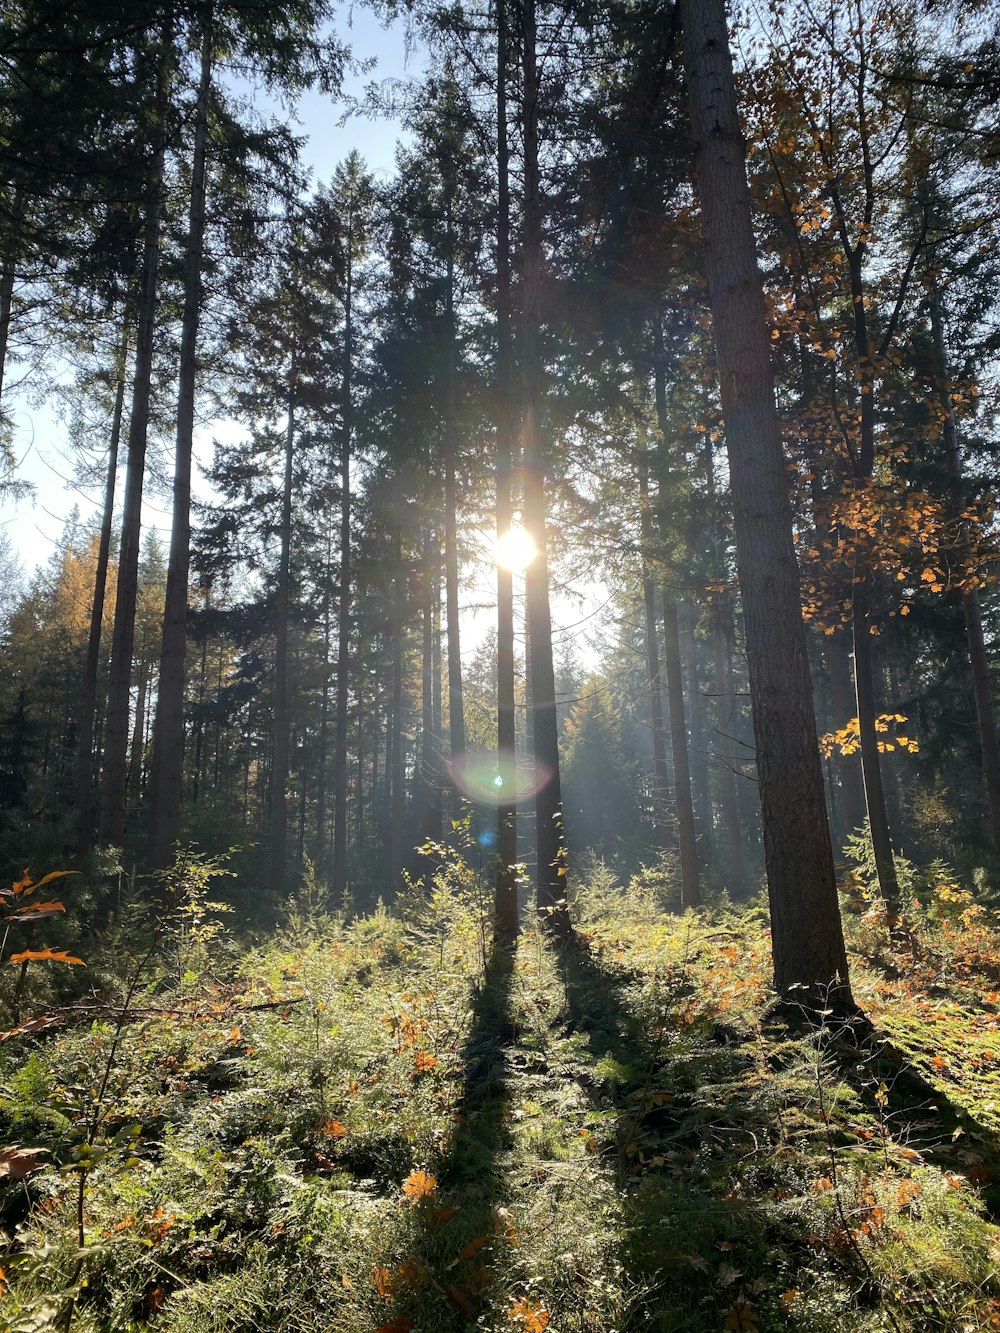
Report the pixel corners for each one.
[402,1169,437,1200]
[507,1297,550,1331]
[5,901,65,921]
[320,1117,348,1140]
[8,948,84,966]
[372,1321,414,1333]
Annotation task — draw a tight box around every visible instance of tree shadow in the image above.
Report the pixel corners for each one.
[369,942,519,1330]
[552,931,1000,1331]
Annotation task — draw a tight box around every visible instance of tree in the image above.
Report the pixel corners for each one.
[678,0,851,1002]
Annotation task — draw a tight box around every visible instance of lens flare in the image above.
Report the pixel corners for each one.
[494,526,537,572]
[446,749,552,805]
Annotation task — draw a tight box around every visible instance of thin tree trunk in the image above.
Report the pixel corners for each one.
[420,527,443,843]
[333,237,354,905]
[853,585,900,916]
[930,294,1000,860]
[712,613,746,893]
[521,0,569,935]
[147,23,213,869]
[662,598,701,907]
[495,0,518,937]
[269,348,296,897]
[827,629,865,838]
[682,600,714,860]
[444,225,465,765]
[315,522,333,862]
[652,350,699,902]
[75,332,127,852]
[99,35,170,848]
[638,455,672,851]
[390,529,405,886]
[0,185,25,404]
[679,0,850,1001]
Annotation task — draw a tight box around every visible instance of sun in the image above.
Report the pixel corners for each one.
[494,526,537,572]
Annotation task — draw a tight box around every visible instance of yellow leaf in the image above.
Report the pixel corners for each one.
[507,1297,550,1331]
[402,1169,438,1200]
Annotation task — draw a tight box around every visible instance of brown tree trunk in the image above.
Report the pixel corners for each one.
[638,455,672,851]
[662,598,701,907]
[827,629,866,839]
[930,293,1000,861]
[711,612,747,894]
[333,238,354,904]
[678,0,851,1001]
[75,332,127,852]
[495,0,518,937]
[443,225,465,767]
[147,23,213,870]
[652,351,699,902]
[99,36,170,848]
[0,185,25,404]
[521,0,569,936]
[269,350,296,897]
[389,528,405,887]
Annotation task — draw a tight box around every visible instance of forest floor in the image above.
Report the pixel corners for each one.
[4,863,1000,1332]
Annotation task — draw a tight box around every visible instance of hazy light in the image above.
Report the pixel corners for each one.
[446,749,552,805]
[495,526,537,572]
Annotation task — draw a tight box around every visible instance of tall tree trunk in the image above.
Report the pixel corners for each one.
[679,0,851,1001]
[0,185,25,404]
[521,0,569,935]
[495,0,518,937]
[652,352,700,903]
[75,331,127,852]
[638,455,672,851]
[826,629,866,839]
[333,236,354,905]
[147,23,213,870]
[315,522,334,863]
[443,221,465,766]
[662,598,701,907]
[711,610,747,893]
[389,529,405,887]
[420,527,443,843]
[99,36,170,848]
[269,349,296,897]
[682,600,714,859]
[930,294,1000,861]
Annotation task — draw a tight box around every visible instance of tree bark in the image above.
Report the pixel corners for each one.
[678,0,851,1001]
[99,35,170,848]
[75,331,127,852]
[147,23,213,870]
[930,293,1000,861]
[333,233,354,905]
[443,215,465,767]
[521,0,570,935]
[389,528,405,887]
[638,455,673,851]
[495,0,518,937]
[0,185,25,404]
[662,598,701,907]
[269,347,296,897]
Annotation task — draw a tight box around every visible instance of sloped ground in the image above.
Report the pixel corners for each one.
[2,880,1000,1332]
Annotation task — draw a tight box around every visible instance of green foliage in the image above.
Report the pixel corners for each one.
[2,876,1000,1330]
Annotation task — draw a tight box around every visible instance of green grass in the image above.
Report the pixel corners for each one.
[2,871,1000,1332]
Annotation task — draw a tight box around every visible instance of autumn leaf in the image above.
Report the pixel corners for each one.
[0,1145,49,1179]
[507,1296,550,1331]
[371,1266,396,1299]
[320,1118,348,1140]
[5,901,66,922]
[402,1169,437,1200]
[8,948,84,966]
[413,1050,438,1073]
[372,1320,414,1333]
[723,1301,759,1331]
